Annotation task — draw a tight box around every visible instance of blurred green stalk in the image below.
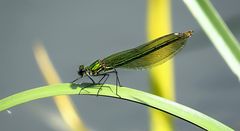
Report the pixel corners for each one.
[183,0,240,80]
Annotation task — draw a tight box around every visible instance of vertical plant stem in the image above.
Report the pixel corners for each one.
[183,0,240,80]
[147,0,174,131]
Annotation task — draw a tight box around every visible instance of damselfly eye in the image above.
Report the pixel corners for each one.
[79,65,84,70]
[78,65,85,76]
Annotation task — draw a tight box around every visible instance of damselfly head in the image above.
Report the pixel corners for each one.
[78,65,85,77]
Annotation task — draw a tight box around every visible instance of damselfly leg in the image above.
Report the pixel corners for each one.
[72,69,121,97]
[96,69,121,97]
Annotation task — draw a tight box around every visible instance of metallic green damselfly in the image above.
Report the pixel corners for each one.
[73,30,193,96]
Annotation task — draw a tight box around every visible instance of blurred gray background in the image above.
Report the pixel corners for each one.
[0,0,239,131]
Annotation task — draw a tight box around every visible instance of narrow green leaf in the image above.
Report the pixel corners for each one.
[183,0,240,80]
[0,83,233,130]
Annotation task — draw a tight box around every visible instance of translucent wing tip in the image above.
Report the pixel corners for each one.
[183,30,193,38]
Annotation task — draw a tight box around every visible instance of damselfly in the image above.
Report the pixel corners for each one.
[72,30,193,96]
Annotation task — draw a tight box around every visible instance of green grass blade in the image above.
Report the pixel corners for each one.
[0,83,233,130]
[183,0,240,80]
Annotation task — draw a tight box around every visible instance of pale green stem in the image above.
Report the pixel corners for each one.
[183,0,240,80]
[0,83,233,130]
